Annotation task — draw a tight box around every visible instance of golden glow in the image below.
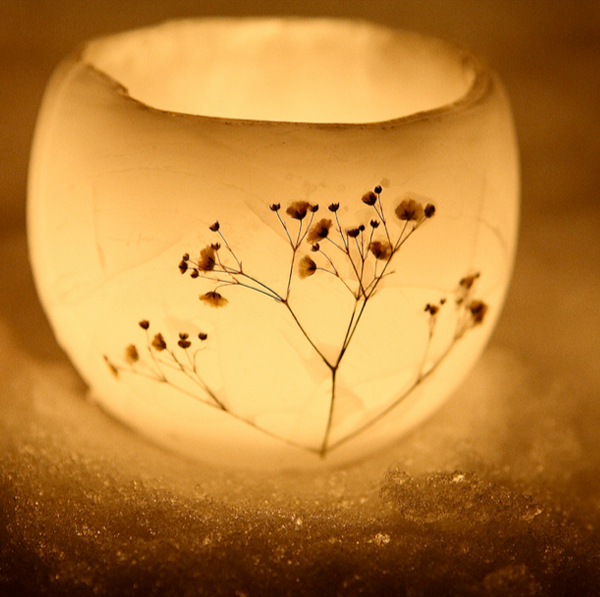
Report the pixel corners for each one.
[28,19,519,469]
[83,19,475,123]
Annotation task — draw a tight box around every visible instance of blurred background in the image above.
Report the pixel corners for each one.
[1,1,600,595]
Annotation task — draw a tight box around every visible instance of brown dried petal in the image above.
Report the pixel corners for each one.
[152,333,167,351]
[298,255,317,279]
[469,300,488,325]
[307,219,332,243]
[286,201,311,220]
[199,291,229,308]
[125,344,139,363]
[369,240,392,260]
[361,191,377,206]
[395,198,424,222]
[198,246,216,272]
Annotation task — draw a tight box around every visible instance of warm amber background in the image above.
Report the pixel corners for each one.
[1,2,600,596]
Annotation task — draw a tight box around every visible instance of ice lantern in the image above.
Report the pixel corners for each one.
[28,18,519,470]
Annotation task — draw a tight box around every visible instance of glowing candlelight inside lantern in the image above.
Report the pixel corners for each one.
[27,18,519,469]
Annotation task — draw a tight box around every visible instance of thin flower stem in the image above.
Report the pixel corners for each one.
[283,301,333,369]
[276,211,293,246]
[343,240,367,298]
[217,230,242,271]
[320,368,337,455]
[326,335,458,453]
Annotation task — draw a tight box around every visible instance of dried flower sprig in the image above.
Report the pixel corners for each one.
[107,185,488,458]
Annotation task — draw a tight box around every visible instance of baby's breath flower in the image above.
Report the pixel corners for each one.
[200,291,229,308]
[269,203,281,212]
[307,218,332,243]
[286,201,312,220]
[395,198,424,222]
[328,203,340,212]
[346,228,360,238]
[125,344,139,363]
[369,240,392,260]
[361,191,377,206]
[198,246,217,272]
[424,203,436,218]
[311,243,320,252]
[424,303,439,316]
[198,332,208,341]
[138,320,150,330]
[190,269,199,278]
[469,300,488,324]
[459,272,480,290]
[178,333,191,349]
[209,222,220,232]
[104,355,119,378]
[374,185,383,194]
[152,333,167,351]
[178,259,188,274]
[370,220,380,229]
[309,204,319,213]
[298,255,317,278]
[182,253,190,261]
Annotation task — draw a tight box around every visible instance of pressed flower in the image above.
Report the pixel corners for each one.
[269,203,281,212]
[286,201,312,220]
[178,259,188,274]
[152,333,167,351]
[125,344,139,364]
[138,320,150,330]
[361,191,377,206]
[328,203,340,212]
[178,333,191,349]
[190,269,199,279]
[370,220,380,229]
[311,243,320,252]
[424,203,436,218]
[469,300,488,324]
[346,228,360,238]
[104,355,118,378]
[369,240,392,260]
[307,218,332,242]
[395,198,424,222]
[298,255,317,278]
[209,221,220,232]
[309,204,319,213]
[424,303,439,316]
[182,253,190,261]
[459,272,480,290]
[374,185,383,194]
[200,291,229,308]
[198,332,208,341]
[198,246,216,272]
